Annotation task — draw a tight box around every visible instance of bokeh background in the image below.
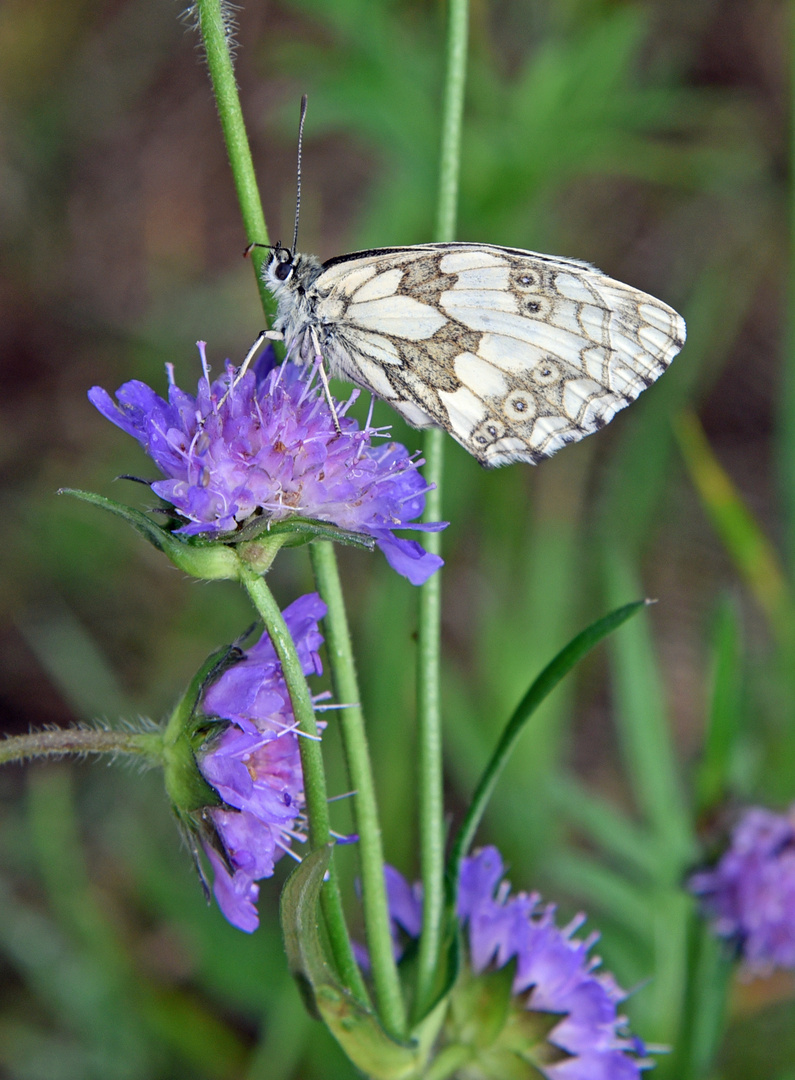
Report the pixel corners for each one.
[1,0,793,1077]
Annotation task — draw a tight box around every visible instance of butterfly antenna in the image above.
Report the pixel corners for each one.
[292,94,308,254]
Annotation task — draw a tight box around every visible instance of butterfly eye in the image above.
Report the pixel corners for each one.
[275,259,294,281]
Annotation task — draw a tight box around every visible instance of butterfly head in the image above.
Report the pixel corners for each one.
[267,244,296,282]
[263,245,324,342]
[264,245,323,298]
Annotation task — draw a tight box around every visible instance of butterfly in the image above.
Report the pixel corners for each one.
[261,240,686,467]
[249,97,685,467]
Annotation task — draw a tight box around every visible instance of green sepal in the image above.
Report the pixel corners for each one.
[443,962,567,1079]
[232,513,376,550]
[59,488,241,580]
[61,490,376,578]
[281,847,449,1079]
[160,637,250,817]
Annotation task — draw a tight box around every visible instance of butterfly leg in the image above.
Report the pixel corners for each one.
[218,328,283,406]
[309,326,341,435]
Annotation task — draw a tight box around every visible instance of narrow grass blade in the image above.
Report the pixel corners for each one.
[547,774,660,879]
[447,599,648,883]
[546,849,653,940]
[604,551,693,870]
[676,411,794,648]
[695,595,744,815]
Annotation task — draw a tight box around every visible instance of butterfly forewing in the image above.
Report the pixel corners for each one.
[270,242,686,467]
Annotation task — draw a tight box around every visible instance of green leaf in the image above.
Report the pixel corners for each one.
[448,599,649,881]
[280,847,448,1080]
[58,488,241,580]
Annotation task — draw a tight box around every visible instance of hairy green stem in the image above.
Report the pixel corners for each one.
[414,0,470,1022]
[239,567,367,1002]
[310,541,406,1036]
[0,729,159,767]
[194,0,274,319]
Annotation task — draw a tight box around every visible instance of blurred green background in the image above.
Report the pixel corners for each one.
[1,0,794,1077]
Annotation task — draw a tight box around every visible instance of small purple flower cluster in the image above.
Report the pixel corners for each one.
[689,804,795,974]
[197,593,326,932]
[89,346,444,584]
[386,848,652,1080]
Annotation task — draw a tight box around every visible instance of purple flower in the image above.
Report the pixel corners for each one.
[688,804,795,974]
[354,865,424,972]
[89,345,445,584]
[384,848,653,1080]
[197,593,326,932]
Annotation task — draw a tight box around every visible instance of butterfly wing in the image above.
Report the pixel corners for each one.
[305,243,686,467]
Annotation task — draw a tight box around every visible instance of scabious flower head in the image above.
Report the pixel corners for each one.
[688,804,795,974]
[384,848,653,1080]
[196,593,326,932]
[89,346,444,584]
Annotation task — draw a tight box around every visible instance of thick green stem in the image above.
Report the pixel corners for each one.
[194,0,273,319]
[0,729,159,767]
[414,0,470,1022]
[310,541,407,1037]
[239,567,367,1002]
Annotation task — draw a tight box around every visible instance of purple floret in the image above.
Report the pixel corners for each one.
[383,848,653,1079]
[197,593,326,932]
[688,804,795,973]
[457,848,652,1079]
[89,345,445,584]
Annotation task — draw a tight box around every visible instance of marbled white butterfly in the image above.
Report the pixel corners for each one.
[257,100,686,467]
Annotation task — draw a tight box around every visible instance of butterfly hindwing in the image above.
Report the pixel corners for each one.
[269,242,686,467]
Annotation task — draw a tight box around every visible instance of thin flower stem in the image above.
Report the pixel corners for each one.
[239,566,367,1003]
[310,541,408,1038]
[414,0,470,1021]
[434,0,470,245]
[0,728,160,767]
[194,0,274,320]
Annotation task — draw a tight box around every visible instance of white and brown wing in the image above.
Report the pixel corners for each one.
[303,242,686,467]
